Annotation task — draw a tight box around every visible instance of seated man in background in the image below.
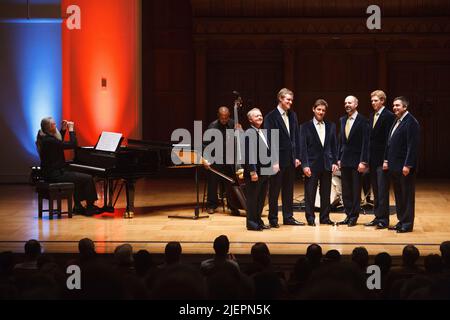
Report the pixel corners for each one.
[36,117,100,216]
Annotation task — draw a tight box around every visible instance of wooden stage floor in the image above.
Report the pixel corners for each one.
[0,178,449,256]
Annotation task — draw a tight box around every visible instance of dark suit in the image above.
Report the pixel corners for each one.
[37,130,97,204]
[338,112,370,221]
[368,107,396,225]
[264,107,301,224]
[300,119,338,223]
[385,112,420,231]
[204,119,238,211]
[243,127,270,229]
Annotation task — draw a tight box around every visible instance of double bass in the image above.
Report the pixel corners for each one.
[224,91,247,211]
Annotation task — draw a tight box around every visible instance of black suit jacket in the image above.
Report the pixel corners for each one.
[368,107,396,167]
[338,113,370,168]
[300,119,338,172]
[243,127,271,178]
[37,130,77,179]
[264,107,301,168]
[385,113,420,172]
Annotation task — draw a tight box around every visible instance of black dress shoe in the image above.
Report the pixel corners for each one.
[283,219,305,226]
[270,222,280,228]
[320,220,335,226]
[364,220,378,227]
[260,224,271,230]
[347,219,358,227]
[375,222,388,229]
[388,223,402,231]
[396,228,412,233]
[307,221,316,226]
[337,217,350,225]
[247,226,263,231]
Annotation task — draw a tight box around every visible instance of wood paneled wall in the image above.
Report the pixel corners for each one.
[142,0,450,178]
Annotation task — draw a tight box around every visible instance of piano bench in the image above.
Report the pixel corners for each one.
[36,182,75,219]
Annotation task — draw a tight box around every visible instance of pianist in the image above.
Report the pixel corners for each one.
[36,117,100,216]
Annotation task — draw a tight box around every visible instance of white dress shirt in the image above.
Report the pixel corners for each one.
[313,117,325,146]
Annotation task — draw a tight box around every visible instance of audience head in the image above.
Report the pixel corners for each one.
[213,235,230,257]
[402,245,420,268]
[251,242,271,267]
[134,250,154,277]
[352,247,369,271]
[24,239,42,260]
[439,241,450,267]
[114,244,134,267]
[324,249,341,264]
[374,252,392,274]
[78,238,96,261]
[306,244,322,267]
[165,241,182,265]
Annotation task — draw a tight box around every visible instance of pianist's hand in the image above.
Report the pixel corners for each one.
[61,120,68,131]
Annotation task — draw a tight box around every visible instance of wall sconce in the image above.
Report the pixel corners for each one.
[101,77,107,90]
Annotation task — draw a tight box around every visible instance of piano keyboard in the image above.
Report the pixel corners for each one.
[69,163,106,172]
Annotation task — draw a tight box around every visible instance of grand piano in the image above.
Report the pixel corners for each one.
[69,139,185,218]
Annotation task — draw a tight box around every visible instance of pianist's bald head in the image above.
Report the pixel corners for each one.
[217,106,231,125]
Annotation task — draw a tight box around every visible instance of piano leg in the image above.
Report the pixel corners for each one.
[101,178,115,213]
[124,179,136,219]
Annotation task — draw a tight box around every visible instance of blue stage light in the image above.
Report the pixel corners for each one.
[3,19,62,158]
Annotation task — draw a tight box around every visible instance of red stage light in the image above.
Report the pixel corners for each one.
[62,0,139,146]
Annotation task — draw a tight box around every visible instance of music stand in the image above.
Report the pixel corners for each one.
[168,149,209,220]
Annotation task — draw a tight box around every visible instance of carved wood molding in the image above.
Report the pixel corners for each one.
[193,17,450,36]
[191,0,450,18]
[193,17,450,49]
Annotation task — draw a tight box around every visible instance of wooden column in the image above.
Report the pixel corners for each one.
[194,39,207,121]
[377,47,388,91]
[283,41,296,91]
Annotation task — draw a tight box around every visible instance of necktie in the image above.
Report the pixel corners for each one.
[373,112,380,128]
[282,112,290,135]
[318,122,325,146]
[390,119,401,138]
[345,117,352,140]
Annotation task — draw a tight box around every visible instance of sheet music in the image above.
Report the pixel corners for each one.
[95,132,122,152]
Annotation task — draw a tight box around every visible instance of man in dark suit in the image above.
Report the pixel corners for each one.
[300,99,338,226]
[383,96,420,233]
[264,88,304,227]
[203,107,240,216]
[243,108,271,231]
[337,96,370,227]
[365,90,396,229]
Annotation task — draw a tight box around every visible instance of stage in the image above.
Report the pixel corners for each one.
[0,178,449,256]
